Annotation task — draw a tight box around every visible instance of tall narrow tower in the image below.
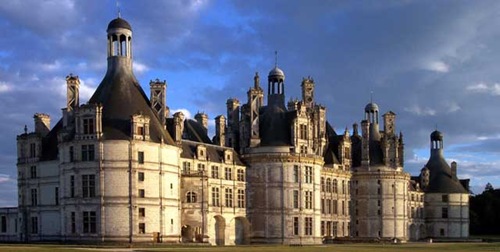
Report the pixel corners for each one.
[66,74,80,111]
[247,72,264,147]
[301,77,314,109]
[150,79,167,127]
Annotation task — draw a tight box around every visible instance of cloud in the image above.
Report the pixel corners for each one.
[403,105,436,116]
[466,82,500,96]
[171,108,192,119]
[423,60,450,73]
[0,82,12,93]
[0,174,10,183]
[133,62,149,74]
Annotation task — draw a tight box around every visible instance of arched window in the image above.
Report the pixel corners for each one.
[186,191,197,203]
[326,178,331,192]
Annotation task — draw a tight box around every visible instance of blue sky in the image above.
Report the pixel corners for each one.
[0,0,499,206]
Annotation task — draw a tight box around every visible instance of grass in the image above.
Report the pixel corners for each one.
[0,243,499,252]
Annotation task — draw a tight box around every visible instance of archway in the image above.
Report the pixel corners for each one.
[234,217,251,245]
[214,215,226,246]
[181,225,195,243]
[419,224,426,240]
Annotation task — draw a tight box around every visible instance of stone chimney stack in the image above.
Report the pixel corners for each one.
[173,112,185,144]
[451,161,457,179]
[34,113,50,137]
[215,115,226,147]
[361,120,370,166]
[195,112,209,135]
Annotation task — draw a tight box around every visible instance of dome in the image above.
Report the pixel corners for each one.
[268,66,285,77]
[364,102,379,112]
[107,17,132,31]
[430,130,443,141]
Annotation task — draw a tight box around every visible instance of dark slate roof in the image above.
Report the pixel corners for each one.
[183,119,212,144]
[324,122,341,165]
[107,17,132,31]
[259,105,292,146]
[369,139,384,165]
[88,57,174,144]
[350,133,362,168]
[424,152,468,194]
[180,141,245,166]
[40,119,63,161]
[431,130,443,141]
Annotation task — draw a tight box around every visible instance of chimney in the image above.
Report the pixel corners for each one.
[194,112,209,135]
[361,120,370,166]
[173,112,185,144]
[215,115,226,147]
[451,161,457,179]
[34,113,50,137]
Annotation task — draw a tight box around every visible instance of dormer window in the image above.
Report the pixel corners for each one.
[75,104,102,140]
[131,114,150,141]
[224,150,232,164]
[82,118,95,134]
[196,145,206,160]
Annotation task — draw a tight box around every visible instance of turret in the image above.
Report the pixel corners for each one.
[150,79,167,126]
[194,112,209,135]
[301,77,315,109]
[214,115,226,147]
[365,102,381,141]
[267,64,285,108]
[430,130,444,157]
[247,72,264,147]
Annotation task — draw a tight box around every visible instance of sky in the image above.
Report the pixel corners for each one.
[0,0,499,206]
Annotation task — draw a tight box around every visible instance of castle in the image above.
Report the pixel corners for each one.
[0,16,470,245]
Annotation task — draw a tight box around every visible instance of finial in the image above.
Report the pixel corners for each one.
[24,125,27,134]
[116,0,121,18]
[370,91,373,103]
[274,50,278,67]
[435,124,438,131]
[254,72,260,88]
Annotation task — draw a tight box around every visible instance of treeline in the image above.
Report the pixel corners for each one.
[470,183,500,235]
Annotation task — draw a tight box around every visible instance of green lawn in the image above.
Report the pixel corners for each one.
[0,243,499,252]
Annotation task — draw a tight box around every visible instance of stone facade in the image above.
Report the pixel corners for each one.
[0,16,470,245]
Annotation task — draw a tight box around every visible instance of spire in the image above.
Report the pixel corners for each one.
[116,0,121,18]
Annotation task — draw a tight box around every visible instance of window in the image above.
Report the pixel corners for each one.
[30,166,37,178]
[237,189,245,208]
[321,177,325,191]
[69,146,74,162]
[186,192,197,203]
[81,144,95,161]
[333,200,338,214]
[326,178,331,192]
[326,199,331,214]
[82,175,96,198]
[30,143,36,158]
[197,163,205,172]
[31,188,37,206]
[304,166,313,183]
[31,216,38,234]
[70,175,75,198]
[139,189,145,198]
[237,169,245,181]
[341,181,345,194]
[55,187,59,205]
[293,190,299,209]
[342,200,345,215]
[333,179,338,193]
[293,217,299,235]
[137,126,144,136]
[1,216,6,233]
[139,208,145,217]
[183,162,191,174]
[83,211,97,233]
[225,167,232,180]
[305,191,313,209]
[211,166,219,179]
[71,212,76,234]
[321,221,325,236]
[225,188,233,207]
[138,172,144,182]
[305,217,312,235]
[442,195,449,203]
[212,187,220,206]
[139,223,146,234]
[440,228,445,236]
[321,198,325,213]
[332,222,338,237]
[82,118,95,134]
[293,165,300,183]
[300,124,307,140]
[442,207,448,218]
[138,151,144,164]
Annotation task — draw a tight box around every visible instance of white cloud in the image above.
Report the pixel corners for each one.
[0,82,12,93]
[404,104,436,116]
[423,60,449,73]
[133,62,149,74]
[466,82,500,96]
[444,101,461,113]
[0,174,11,183]
[40,60,62,72]
[171,108,192,119]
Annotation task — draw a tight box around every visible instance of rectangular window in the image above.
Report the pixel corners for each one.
[211,166,219,179]
[293,165,300,183]
[137,126,144,136]
[304,166,313,183]
[139,208,145,217]
[300,124,307,140]
[293,190,299,209]
[70,175,75,198]
[305,217,312,235]
[198,163,205,172]
[442,195,449,202]
[333,200,338,214]
[212,187,220,206]
[138,151,144,164]
[225,167,232,180]
[1,216,6,233]
[55,187,59,205]
[69,146,74,162]
[139,223,146,234]
[321,198,325,214]
[82,174,96,198]
[30,143,36,158]
[440,228,445,236]
[342,200,345,215]
[31,188,37,206]
[83,211,97,233]
[71,212,76,234]
[31,216,38,234]
[81,144,95,161]
[305,191,313,209]
[321,221,325,236]
[237,169,245,181]
[237,189,245,208]
[333,179,338,193]
[139,189,145,198]
[82,118,95,134]
[327,199,331,214]
[442,207,448,218]
[293,217,299,235]
[138,172,144,182]
[225,188,233,207]
[182,162,191,174]
[30,166,37,179]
